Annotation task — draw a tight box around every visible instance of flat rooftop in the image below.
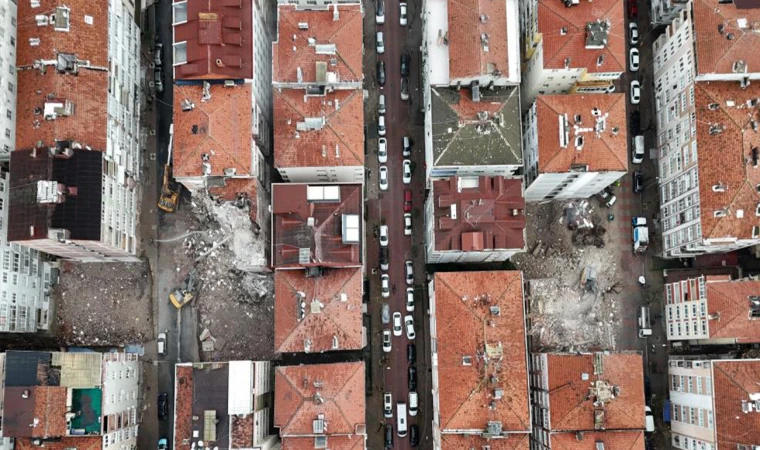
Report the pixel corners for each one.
[431,176,526,253]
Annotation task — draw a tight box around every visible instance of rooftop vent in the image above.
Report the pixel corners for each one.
[709,124,725,135]
[559,114,570,148]
[712,183,726,192]
[481,33,489,52]
[480,14,488,23]
[332,336,339,349]
[561,27,568,35]
[708,102,720,110]
[714,208,728,218]
[596,54,605,66]
[493,389,504,399]
[574,114,582,123]
[462,356,472,366]
[34,14,48,26]
[315,436,328,449]
[564,57,572,68]
[734,60,747,73]
[298,22,309,30]
[585,20,610,49]
[53,6,70,32]
[29,38,40,46]
[490,306,501,316]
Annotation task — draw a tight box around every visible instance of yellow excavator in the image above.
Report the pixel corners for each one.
[157,124,181,213]
[169,270,197,309]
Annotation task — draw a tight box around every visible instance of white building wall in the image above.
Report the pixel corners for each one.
[429,164,521,179]
[427,248,521,264]
[101,352,141,450]
[667,359,716,450]
[664,276,710,341]
[0,0,16,161]
[521,39,587,107]
[525,172,625,202]
[277,165,364,183]
[427,277,441,450]
[252,0,275,156]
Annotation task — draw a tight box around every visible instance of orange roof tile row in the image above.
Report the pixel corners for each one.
[535,94,628,173]
[692,0,760,77]
[433,271,530,432]
[16,437,102,450]
[448,0,509,79]
[281,436,365,450]
[549,430,645,450]
[706,277,760,343]
[174,365,195,450]
[440,433,530,450]
[713,360,760,449]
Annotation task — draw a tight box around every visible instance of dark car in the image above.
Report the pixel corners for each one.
[158,393,169,420]
[377,61,386,86]
[404,189,412,212]
[630,110,641,136]
[408,366,417,391]
[407,343,416,364]
[633,170,644,193]
[628,0,638,19]
[384,425,393,449]
[410,424,419,447]
[379,247,389,271]
[401,53,410,77]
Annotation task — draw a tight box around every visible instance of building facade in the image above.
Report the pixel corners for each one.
[0,0,16,161]
[650,0,689,25]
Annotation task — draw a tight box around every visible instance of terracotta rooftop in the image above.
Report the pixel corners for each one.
[174,365,194,450]
[693,82,760,241]
[534,94,628,173]
[433,271,530,432]
[3,386,68,438]
[274,267,363,353]
[274,88,364,169]
[273,5,363,84]
[274,362,365,437]
[692,0,760,77]
[544,352,645,432]
[230,415,254,449]
[281,436,365,450]
[271,183,362,268]
[173,83,253,179]
[440,433,530,450]
[171,0,254,80]
[537,0,626,74]
[704,277,760,343]
[431,177,526,253]
[447,0,509,79]
[549,431,645,450]
[431,87,522,167]
[16,437,102,450]
[712,359,760,449]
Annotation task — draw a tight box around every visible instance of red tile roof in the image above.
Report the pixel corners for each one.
[274,88,364,169]
[272,184,362,268]
[705,278,760,343]
[431,177,526,253]
[712,360,760,449]
[231,414,254,449]
[549,431,645,450]
[33,386,69,438]
[544,352,645,432]
[274,267,363,353]
[16,437,102,450]
[537,0,625,74]
[273,5,363,84]
[174,365,194,450]
[173,83,253,178]
[440,433,530,450]
[693,82,760,241]
[274,362,365,436]
[692,0,760,77]
[281,436,365,450]
[535,94,628,173]
[208,178,259,224]
[172,0,254,80]
[448,0,509,79]
[433,271,530,432]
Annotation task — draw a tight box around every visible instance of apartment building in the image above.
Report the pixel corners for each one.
[274,362,366,449]
[667,357,760,450]
[0,0,16,161]
[650,0,689,25]
[0,350,141,450]
[424,176,526,263]
[429,271,530,449]
[520,0,625,106]
[523,94,628,201]
[173,361,278,450]
[272,4,364,183]
[652,2,760,258]
[9,0,142,261]
[664,274,760,344]
[529,352,646,450]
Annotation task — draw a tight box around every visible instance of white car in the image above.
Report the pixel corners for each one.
[403,136,411,157]
[403,160,411,184]
[406,288,414,312]
[405,260,413,285]
[379,225,389,247]
[381,274,390,298]
[382,329,392,353]
[376,31,385,54]
[384,392,393,418]
[157,332,167,355]
[392,312,403,336]
[629,22,639,46]
[629,48,640,72]
[399,3,408,26]
[378,115,386,136]
[378,138,387,163]
[630,80,641,105]
[379,166,389,191]
[376,0,385,25]
[404,315,416,340]
[404,213,412,236]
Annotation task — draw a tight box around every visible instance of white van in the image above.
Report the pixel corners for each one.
[397,402,407,437]
[408,391,418,416]
[645,406,655,432]
[638,306,652,337]
[632,135,645,164]
[376,32,385,54]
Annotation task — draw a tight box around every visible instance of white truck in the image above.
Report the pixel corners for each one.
[632,217,649,253]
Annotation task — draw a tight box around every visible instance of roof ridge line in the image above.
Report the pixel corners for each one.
[332,363,363,432]
[278,368,308,433]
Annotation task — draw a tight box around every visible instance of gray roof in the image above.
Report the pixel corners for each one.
[431,86,523,167]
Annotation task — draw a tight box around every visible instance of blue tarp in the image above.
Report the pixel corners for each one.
[663,399,671,422]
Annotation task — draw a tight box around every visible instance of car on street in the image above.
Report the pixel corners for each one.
[645,406,655,432]
[382,303,390,323]
[158,438,168,450]
[401,53,410,76]
[400,2,408,26]
[629,48,640,72]
[633,170,644,193]
[384,392,393,418]
[377,60,386,86]
[379,166,388,190]
[154,69,164,93]
[404,213,412,236]
[154,42,163,66]
[403,136,411,157]
[401,76,409,100]
[632,135,645,164]
[628,0,638,19]
[378,114,386,136]
[408,366,417,391]
[404,315,416,339]
[630,80,641,105]
[393,312,403,336]
[382,329,392,352]
[404,189,412,212]
[629,22,639,45]
[378,138,387,163]
[630,110,641,135]
[376,0,385,24]
[381,275,390,297]
[403,160,411,184]
[379,224,389,246]
[158,392,169,420]
[405,260,413,285]
[378,93,386,114]
[384,425,393,449]
[380,247,389,271]
[407,343,416,364]
[410,425,419,447]
[409,391,418,416]
[406,287,414,312]
[157,332,167,355]
[376,31,385,54]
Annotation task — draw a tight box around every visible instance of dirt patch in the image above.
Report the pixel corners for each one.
[54,261,153,346]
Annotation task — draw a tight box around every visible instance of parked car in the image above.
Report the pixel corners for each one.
[154,42,163,66]
[628,0,638,19]
[401,77,409,100]
[381,274,390,298]
[633,170,644,193]
[629,22,639,45]
[403,136,412,157]
[400,2,408,25]
[158,438,168,450]
[384,425,393,449]
[379,166,388,191]
[644,406,655,432]
[378,114,386,135]
[409,391,418,417]
[379,224,389,246]
[404,189,412,212]
[629,48,640,72]
[630,80,641,105]
[403,160,412,184]
[409,425,419,447]
[393,312,403,336]
[401,53,410,77]
[384,392,393,418]
[404,213,412,236]
[158,393,169,420]
[404,315,416,340]
[380,247,389,271]
[630,110,641,135]
[407,343,416,364]
[376,31,385,54]
[405,260,413,285]
[376,0,385,24]
[378,138,387,163]
[408,366,417,391]
[154,69,164,93]
[382,303,390,324]
[378,94,386,114]
[632,135,645,163]
[406,287,414,312]
[382,329,392,352]
[157,332,167,355]
[377,60,386,86]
